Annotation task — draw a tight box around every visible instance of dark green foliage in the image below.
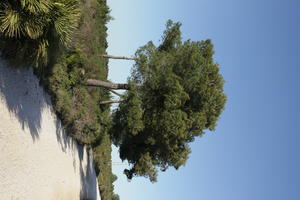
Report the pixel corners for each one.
[46,50,103,144]
[111,20,226,182]
[0,0,80,66]
[41,0,119,199]
[112,83,144,143]
[112,194,120,200]
[93,133,116,200]
[36,0,110,146]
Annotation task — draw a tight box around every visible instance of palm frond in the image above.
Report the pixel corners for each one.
[0,0,80,67]
[36,38,49,66]
[20,0,53,14]
[0,9,22,38]
[23,17,46,39]
[53,0,80,46]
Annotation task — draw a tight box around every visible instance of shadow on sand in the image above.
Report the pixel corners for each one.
[56,122,99,200]
[0,59,48,141]
[0,59,99,200]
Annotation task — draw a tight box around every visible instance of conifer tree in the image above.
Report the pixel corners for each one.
[90,20,227,182]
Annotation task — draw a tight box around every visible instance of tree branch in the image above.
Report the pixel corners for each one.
[109,89,124,97]
[100,100,123,104]
[101,54,137,61]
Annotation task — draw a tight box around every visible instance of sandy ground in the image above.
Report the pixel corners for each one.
[0,59,101,200]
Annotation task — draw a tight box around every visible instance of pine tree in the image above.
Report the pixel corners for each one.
[90,20,227,182]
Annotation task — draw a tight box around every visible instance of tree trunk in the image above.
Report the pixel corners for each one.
[86,79,130,90]
[86,79,142,90]
[101,54,137,61]
[100,100,123,104]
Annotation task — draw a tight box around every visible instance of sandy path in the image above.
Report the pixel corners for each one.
[0,59,101,200]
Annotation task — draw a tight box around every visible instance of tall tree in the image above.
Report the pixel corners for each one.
[90,20,227,182]
[0,0,80,66]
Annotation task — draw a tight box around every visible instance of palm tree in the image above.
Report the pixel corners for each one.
[0,0,80,66]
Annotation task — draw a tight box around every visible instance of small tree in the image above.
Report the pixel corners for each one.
[89,20,227,182]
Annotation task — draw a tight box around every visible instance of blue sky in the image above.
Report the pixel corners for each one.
[107,0,300,199]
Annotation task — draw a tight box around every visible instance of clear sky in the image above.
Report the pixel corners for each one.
[106,0,300,199]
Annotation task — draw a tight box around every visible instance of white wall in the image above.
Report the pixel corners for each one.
[0,59,101,200]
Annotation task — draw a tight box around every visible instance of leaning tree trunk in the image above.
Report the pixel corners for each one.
[86,79,130,90]
[99,100,123,104]
[101,54,137,61]
[85,79,142,104]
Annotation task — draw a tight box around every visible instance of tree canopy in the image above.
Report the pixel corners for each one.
[110,20,227,182]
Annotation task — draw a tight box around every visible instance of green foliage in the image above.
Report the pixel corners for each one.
[93,133,113,200]
[40,0,118,199]
[112,193,120,200]
[111,83,144,143]
[46,50,103,144]
[111,20,227,182]
[93,131,120,200]
[0,0,80,66]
